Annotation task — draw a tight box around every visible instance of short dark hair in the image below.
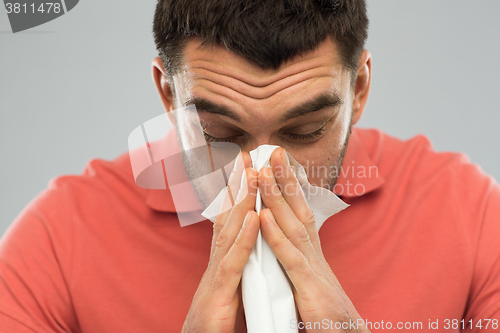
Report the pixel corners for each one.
[153,0,368,85]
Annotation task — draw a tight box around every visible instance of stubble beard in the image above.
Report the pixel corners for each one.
[323,116,353,192]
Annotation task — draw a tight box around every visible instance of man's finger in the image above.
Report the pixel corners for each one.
[258,166,321,269]
[211,167,258,271]
[259,208,317,298]
[269,148,323,257]
[211,152,252,257]
[214,211,260,299]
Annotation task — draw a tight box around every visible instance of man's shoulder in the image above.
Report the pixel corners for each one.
[353,127,498,226]
[50,152,139,194]
[25,152,149,224]
[0,151,155,264]
[355,127,465,167]
[354,127,492,187]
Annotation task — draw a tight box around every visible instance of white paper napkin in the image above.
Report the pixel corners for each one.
[201,145,349,333]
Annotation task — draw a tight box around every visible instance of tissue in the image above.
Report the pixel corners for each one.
[202,145,349,333]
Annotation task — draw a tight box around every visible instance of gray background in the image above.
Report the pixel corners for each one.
[1,1,499,236]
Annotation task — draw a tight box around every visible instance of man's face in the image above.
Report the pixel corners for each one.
[157,37,368,197]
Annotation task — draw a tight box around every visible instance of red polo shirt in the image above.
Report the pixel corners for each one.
[1,127,499,332]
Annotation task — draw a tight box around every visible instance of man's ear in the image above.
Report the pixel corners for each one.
[352,49,372,125]
[152,57,175,122]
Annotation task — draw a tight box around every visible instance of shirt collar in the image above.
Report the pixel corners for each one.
[145,127,384,212]
[144,129,198,213]
[333,127,385,198]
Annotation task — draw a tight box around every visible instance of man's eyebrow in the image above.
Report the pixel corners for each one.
[185,97,242,122]
[184,93,342,123]
[279,93,343,122]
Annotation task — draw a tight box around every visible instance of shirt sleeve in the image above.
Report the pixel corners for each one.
[463,177,500,332]
[0,188,81,333]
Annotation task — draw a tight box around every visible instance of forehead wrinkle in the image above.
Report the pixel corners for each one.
[192,84,283,125]
[193,74,334,102]
[192,82,342,131]
[192,86,252,122]
[190,65,334,88]
[264,77,342,111]
[190,67,335,100]
[192,76,340,125]
[185,55,336,88]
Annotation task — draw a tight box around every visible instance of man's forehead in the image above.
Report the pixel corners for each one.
[171,37,350,122]
[178,36,345,87]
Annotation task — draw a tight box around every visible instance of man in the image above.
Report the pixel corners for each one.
[1,0,499,332]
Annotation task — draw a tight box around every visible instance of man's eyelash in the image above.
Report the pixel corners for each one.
[203,124,328,144]
[285,126,327,141]
[203,132,241,143]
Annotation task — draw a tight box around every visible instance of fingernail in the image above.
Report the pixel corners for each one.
[240,169,247,187]
[236,170,248,202]
[243,211,252,227]
[265,209,276,223]
[265,167,273,178]
[280,149,290,166]
[233,153,243,172]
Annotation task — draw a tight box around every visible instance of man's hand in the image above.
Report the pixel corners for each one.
[258,148,370,333]
[182,152,259,333]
